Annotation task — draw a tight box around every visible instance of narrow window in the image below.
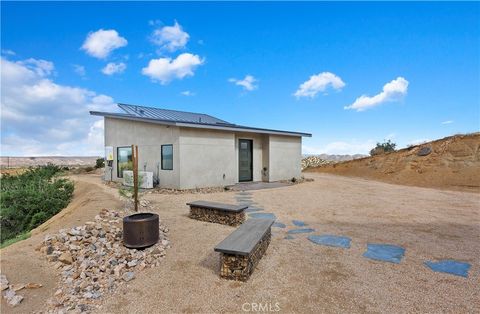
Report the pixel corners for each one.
[117,146,132,178]
[161,144,173,170]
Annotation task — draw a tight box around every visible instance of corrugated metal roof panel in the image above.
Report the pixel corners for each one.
[118,103,230,125]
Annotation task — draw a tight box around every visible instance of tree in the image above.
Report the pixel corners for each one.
[370,140,397,156]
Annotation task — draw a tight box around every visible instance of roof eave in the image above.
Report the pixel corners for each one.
[90,111,312,137]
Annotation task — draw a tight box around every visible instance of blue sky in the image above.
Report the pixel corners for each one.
[1,1,479,156]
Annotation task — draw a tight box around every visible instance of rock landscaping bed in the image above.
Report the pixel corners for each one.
[36,208,170,313]
[301,156,333,170]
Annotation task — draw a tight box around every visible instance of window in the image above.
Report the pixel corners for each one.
[161,145,173,170]
[117,146,132,178]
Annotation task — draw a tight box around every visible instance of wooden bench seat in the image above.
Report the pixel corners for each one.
[186,201,247,226]
[214,218,274,281]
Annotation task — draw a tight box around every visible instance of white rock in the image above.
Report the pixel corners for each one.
[122,272,135,282]
[7,294,23,307]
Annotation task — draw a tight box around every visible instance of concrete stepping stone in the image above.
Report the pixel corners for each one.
[424,260,471,278]
[287,228,315,234]
[284,235,295,240]
[307,235,351,248]
[272,222,286,228]
[245,207,264,212]
[292,220,307,227]
[363,243,405,264]
[248,212,276,220]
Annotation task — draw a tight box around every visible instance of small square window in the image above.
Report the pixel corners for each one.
[161,145,173,170]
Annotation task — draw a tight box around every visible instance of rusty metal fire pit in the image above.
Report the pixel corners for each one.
[123,213,159,249]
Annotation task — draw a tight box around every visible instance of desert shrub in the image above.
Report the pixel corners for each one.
[370,140,397,156]
[84,166,95,172]
[95,158,105,169]
[0,165,74,243]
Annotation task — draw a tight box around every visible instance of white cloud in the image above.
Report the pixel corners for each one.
[1,56,118,156]
[408,138,430,146]
[441,120,453,125]
[294,72,345,98]
[181,90,195,96]
[141,53,204,84]
[151,21,189,52]
[303,139,376,155]
[73,64,86,77]
[81,29,128,59]
[102,62,127,75]
[19,58,55,76]
[228,75,258,91]
[345,77,409,111]
[1,49,16,56]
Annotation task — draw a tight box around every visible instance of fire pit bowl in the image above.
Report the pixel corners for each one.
[123,213,159,249]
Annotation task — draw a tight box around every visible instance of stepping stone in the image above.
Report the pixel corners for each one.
[292,220,307,227]
[308,235,351,248]
[237,192,252,196]
[287,228,315,234]
[248,212,276,220]
[272,222,286,228]
[424,260,471,278]
[284,235,295,240]
[363,243,405,264]
[245,207,264,213]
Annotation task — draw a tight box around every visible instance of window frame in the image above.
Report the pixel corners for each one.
[161,144,174,170]
[117,146,132,178]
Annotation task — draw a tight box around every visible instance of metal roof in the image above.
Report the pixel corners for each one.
[90,104,312,137]
[118,103,231,125]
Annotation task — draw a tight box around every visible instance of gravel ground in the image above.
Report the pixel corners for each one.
[1,172,479,313]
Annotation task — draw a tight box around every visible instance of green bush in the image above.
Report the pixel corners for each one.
[95,158,105,169]
[0,164,74,243]
[370,140,397,156]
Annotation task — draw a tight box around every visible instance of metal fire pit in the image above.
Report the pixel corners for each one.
[123,213,159,249]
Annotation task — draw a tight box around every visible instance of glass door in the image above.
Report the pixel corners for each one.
[238,139,253,182]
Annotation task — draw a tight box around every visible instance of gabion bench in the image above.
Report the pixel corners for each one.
[214,218,275,281]
[187,201,247,226]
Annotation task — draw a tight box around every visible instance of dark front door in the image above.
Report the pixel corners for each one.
[238,139,253,182]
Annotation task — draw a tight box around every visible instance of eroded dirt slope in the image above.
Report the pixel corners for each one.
[306,133,480,192]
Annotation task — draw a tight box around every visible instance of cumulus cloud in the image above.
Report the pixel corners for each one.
[141,53,204,84]
[81,29,128,59]
[1,57,118,156]
[345,77,409,111]
[441,120,453,125]
[181,90,195,96]
[294,72,345,98]
[303,139,376,155]
[151,21,189,52]
[102,62,126,75]
[228,75,258,91]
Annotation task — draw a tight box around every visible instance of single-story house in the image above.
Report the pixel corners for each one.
[90,103,311,189]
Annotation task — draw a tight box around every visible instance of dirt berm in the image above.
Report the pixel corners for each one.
[306,133,480,192]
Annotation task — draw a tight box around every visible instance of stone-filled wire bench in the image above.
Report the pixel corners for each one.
[214,218,274,281]
[187,201,247,226]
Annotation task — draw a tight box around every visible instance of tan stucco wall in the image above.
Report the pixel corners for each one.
[178,127,236,189]
[267,135,302,181]
[104,117,180,188]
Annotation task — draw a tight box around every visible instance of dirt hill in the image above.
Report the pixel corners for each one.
[305,133,480,192]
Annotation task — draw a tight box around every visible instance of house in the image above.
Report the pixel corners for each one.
[90,104,311,189]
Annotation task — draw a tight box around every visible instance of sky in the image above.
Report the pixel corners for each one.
[1,1,479,156]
